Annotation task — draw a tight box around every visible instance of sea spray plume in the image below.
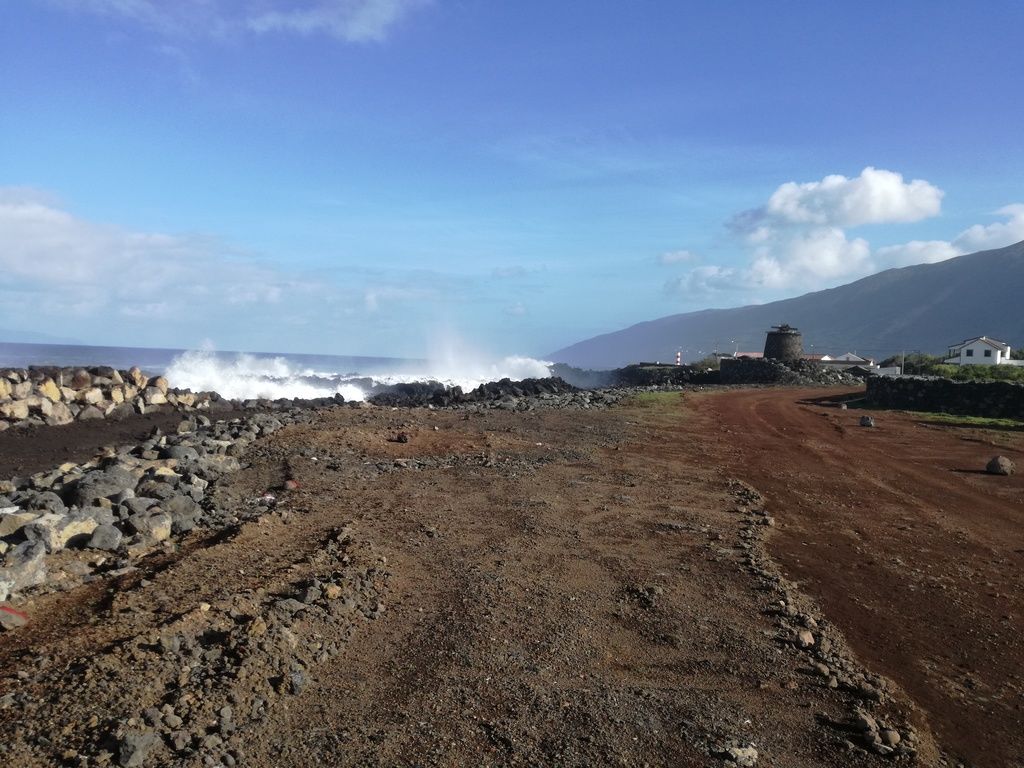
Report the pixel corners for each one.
[422,330,553,390]
[164,349,366,401]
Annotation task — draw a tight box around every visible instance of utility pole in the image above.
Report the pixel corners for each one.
[900,350,905,376]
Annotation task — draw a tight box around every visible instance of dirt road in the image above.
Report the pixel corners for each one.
[1,396,936,767]
[700,388,1024,768]
[6,389,1022,766]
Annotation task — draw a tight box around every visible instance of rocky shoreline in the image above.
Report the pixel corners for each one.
[0,362,868,610]
[0,376,645,611]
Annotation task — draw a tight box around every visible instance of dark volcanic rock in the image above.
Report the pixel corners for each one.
[986,455,1015,475]
[87,523,123,551]
[867,376,1024,420]
[719,358,859,386]
[72,468,137,507]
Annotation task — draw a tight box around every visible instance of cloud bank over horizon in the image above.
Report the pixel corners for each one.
[0,186,537,355]
[665,168,1024,299]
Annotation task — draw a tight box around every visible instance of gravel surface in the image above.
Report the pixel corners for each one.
[2,389,1005,766]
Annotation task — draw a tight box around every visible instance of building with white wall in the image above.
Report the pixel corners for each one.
[944,336,1019,366]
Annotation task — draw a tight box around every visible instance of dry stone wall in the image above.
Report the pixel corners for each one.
[0,366,214,431]
[865,376,1024,420]
[719,358,859,386]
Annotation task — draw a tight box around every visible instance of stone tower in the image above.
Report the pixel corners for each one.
[763,324,803,362]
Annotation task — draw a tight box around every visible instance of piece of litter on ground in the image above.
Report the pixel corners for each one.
[0,605,29,631]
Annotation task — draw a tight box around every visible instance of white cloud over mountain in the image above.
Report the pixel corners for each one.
[667,167,1024,298]
[953,204,1024,253]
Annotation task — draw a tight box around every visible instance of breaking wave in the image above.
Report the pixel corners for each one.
[163,349,554,402]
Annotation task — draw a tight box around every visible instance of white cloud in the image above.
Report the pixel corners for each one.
[0,187,311,319]
[48,0,427,42]
[733,167,943,232]
[363,285,434,312]
[874,239,962,267]
[872,205,1024,269]
[657,249,697,266]
[952,204,1024,253]
[664,265,736,296]
[504,302,527,316]
[248,0,428,42]
[666,166,1024,301]
[746,227,872,289]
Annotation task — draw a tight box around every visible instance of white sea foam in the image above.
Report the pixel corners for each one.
[163,348,554,402]
[164,350,368,401]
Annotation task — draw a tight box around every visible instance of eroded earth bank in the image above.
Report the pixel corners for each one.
[1,388,1021,767]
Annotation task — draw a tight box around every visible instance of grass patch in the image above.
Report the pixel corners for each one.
[912,412,1024,429]
[922,364,1024,383]
[628,391,687,408]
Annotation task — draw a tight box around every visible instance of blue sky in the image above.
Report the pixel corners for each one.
[2,1,1023,358]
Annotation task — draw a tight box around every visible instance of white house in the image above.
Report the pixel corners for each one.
[943,336,1021,366]
[820,352,876,369]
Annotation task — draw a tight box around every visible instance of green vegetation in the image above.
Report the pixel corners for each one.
[629,391,686,408]
[878,353,942,374]
[913,412,1024,429]
[926,364,1024,382]
[878,353,1024,382]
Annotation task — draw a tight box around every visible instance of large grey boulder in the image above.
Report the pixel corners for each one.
[986,455,1015,475]
[45,402,74,426]
[0,509,39,538]
[0,400,29,420]
[87,524,123,551]
[77,405,106,421]
[122,497,160,516]
[160,445,200,462]
[25,513,98,552]
[162,495,201,533]
[0,541,47,601]
[69,369,92,389]
[118,729,160,768]
[26,490,66,515]
[72,468,136,507]
[106,402,137,420]
[143,387,167,406]
[127,511,172,542]
[134,480,177,501]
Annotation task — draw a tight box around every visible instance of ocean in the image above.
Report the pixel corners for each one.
[0,342,553,402]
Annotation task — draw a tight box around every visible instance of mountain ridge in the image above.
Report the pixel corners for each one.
[550,240,1024,368]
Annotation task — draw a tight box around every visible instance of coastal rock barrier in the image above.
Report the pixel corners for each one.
[368,376,581,407]
[0,366,217,432]
[866,375,1024,420]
